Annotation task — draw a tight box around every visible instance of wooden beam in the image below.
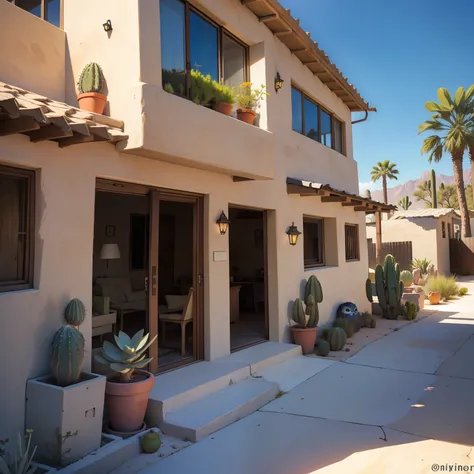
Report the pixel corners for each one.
[302,60,319,65]
[259,13,278,22]
[27,125,73,142]
[56,134,95,148]
[342,200,362,207]
[0,116,40,136]
[241,0,259,5]
[375,211,382,264]
[0,95,20,117]
[354,206,369,211]
[321,195,347,203]
[291,47,308,54]
[275,29,293,37]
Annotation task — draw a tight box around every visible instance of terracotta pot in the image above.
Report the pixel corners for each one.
[215,102,233,116]
[237,108,256,125]
[428,292,441,305]
[105,370,154,433]
[291,326,317,355]
[77,92,107,114]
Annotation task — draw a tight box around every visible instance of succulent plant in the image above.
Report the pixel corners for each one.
[365,278,373,303]
[404,301,418,320]
[333,317,354,338]
[0,430,37,474]
[359,311,375,328]
[400,270,413,288]
[315,339,330,357]
[64,298,86,327]
[326,327,346,351]
[94,330,157,382]
[375,254,403,320]
[77,62,104,94]
[398,195,412,210]
[51,325,85,387]
[304,275,323,327]
[140,429,162,454]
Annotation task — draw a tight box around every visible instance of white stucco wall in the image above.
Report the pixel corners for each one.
[1,0,370,443]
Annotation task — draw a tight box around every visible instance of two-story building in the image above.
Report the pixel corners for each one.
[0,0,390,442]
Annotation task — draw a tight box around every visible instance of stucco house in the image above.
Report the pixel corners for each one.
[367,208,459,275]
[0,0,390,446]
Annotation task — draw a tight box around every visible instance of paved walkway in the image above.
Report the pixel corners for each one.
[127,278,474,474]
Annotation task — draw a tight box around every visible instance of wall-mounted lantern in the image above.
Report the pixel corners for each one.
[103,20,113,32]
[216,211,230,235]
[275,72,284,93]
[286,222,301,246]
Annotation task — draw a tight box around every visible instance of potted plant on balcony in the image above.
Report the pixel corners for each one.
[235,82,268,125]
[212,81,235,116]
[190,70,214,107]
[290,275,323,354]
[77,62,107,114]
[94,330,157,436]
[26,299,106,466]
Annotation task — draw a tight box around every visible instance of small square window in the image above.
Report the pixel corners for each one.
[345,224,359,261]
[304,217,324,267]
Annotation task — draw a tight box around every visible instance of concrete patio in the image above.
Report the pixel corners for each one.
[116,278,474,474]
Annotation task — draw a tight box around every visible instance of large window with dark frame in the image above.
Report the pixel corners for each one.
[303,217,324,268]
[0,165,35,293]
[291,85,344,154]
[8,0,61,27]
[345,224,359,261]
[160,0,248,96]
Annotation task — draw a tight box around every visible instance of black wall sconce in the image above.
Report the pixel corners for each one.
[286,222,301,246]
[103,20,113,32]
[275,72,284,93]
[217,211,231,235]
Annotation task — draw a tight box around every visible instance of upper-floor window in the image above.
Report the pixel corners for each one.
[291,85,344,154]
[0,165,35,293]
[8,0,61,27]
[160,0,248,96]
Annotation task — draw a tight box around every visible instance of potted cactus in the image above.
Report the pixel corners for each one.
[290,275,323,354]
[77,62,107,114]
[94,330,157,435]
[26,299,106,466]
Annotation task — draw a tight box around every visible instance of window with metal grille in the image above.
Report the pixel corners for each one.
[345,224,359,261]
[0,165,35,292]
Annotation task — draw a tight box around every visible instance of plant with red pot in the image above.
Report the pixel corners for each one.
[95,330,157,436]
[290,275,323,355]
[234,82,268,125]
[77,62,107,114]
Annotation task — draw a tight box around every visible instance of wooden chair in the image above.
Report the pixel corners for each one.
[159,288,194,356]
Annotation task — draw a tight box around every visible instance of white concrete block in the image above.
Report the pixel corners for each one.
[160,379,279,442]
[26,372,106,465]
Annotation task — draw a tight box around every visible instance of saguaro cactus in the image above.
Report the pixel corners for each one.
[51,299,86,387]
[77,63,104,94]
[431,169,437,208]
[398,195,412,210]
[375,254,403,320]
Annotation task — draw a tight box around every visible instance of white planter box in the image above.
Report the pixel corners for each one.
[26,372,106,467]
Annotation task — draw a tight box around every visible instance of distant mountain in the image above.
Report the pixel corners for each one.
[369,170,473,209]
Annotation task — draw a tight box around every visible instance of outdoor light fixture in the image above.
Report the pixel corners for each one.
[216,211,230,235]
[275,72,284,93]
[286,222,301,246]
[103,20,113,32]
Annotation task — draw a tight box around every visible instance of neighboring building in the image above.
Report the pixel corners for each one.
[0,0,389,442]
[366,208,458,275]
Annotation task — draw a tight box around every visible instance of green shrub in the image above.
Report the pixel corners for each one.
[190,70,215,106]
[212,81,235,104]
[411,258,431,275]
[424,276,460,302]
[458,287,469,296]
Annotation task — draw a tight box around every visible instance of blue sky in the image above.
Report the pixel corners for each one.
[280,0,474,191]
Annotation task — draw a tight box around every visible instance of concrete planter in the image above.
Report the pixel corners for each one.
[26,372,106,466]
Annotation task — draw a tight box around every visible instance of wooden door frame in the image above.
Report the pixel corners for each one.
[228,205,270,348]
[95,179,205,374]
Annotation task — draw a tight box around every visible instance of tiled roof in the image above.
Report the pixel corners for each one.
[0,81,128,147]
[392,209,456,219]
[241,0,373,112]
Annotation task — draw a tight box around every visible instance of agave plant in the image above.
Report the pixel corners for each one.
[410,258,431,276]
[0,430,37,474]
[94,330,157,383]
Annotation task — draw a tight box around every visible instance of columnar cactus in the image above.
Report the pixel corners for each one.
[431,169,437,208]
[366,278,373,303]
[304,275,323,327]
[77,63,104,94]
[398,195,412,210]
[375,254,403,320]
[64,298,86,327]
[291,298,307,327]
[51,325,85,387]
[51,298,86,387]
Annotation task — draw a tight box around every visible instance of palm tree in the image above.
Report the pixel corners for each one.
[413,180,432,207]
[418,87,474,237]
[370,160,399,204]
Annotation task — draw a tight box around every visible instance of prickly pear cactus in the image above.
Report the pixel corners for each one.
[333,317,354,338]
[64,298,86,327]
[316,339,330,357]
[375,254,403,320]
[327,327,346,351]
[51,325,85,387]
[77,62,104,94]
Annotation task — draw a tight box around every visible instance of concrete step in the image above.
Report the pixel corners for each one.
[160,378,280,442]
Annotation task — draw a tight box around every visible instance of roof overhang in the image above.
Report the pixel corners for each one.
[287,177,395,213]
[0,82,128,147]
[241,0,374,112]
